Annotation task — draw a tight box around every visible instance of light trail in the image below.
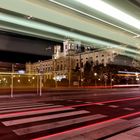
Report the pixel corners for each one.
[32,111,140,140]
[0,96,140,117]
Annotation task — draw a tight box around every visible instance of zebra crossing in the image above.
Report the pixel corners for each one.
[0,99,139,140]
[0,100,107,139]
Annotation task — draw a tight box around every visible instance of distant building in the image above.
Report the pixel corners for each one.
[26,40,124,80]
[0,62,25,72]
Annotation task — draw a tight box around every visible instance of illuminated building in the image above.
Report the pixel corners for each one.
[26,40,122,81]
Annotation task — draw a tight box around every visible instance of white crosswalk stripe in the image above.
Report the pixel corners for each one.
[0,101,110,140]
[123,107,135,111]
[95,103,104,105]
[0,107,75,119]
[33,119,126,140]
[1,99,138,140]
[0,105,64,114]
[13,114,107,135]
[2,110,89,126]
[0,103,53,110]
[0,100,44,106]
[0,100,108,139]
[36,117,140,140]
[108,105,119,108]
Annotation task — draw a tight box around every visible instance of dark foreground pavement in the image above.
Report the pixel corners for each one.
[0,87,140,140]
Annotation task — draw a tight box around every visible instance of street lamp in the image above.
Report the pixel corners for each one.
[94,73,97,86]
[68,54,72,87]
[111,78,114,88]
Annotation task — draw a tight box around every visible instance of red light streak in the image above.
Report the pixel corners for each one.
[32,111,140,140]
[0,96,140,118]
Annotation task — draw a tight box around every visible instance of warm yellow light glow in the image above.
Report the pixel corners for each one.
[94,73,97,76]
[3,78,6,81]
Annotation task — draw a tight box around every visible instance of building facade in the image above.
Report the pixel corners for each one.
[26,40,121,81]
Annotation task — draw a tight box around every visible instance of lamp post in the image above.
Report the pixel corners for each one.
[36,74,39,94]
[79,53,82,87]
[110,73,113,88]
[39,74,42,96]
[68,54,71,87]
[105,75,107,87]
[111,78,114,88]
[11,64,14,98]
[53,58,57,88]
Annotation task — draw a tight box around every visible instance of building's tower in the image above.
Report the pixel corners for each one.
[63,40,71,56]
[54,45,61,59]
[74,40,81,52]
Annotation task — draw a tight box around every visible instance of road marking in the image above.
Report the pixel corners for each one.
[0,107,74,119]
[76,101,82,102]
[32,112,140,140]
[95,103,104,105]
[123,108,135,111]
[0,103,53,110]
[85,102,93,104]
[0,100,45,106]
[0,105,64,114]
[108,105,119,108]
[63,96,140,109]
[33,119,126,140]
[13,114,107,135]
[75,117,140,140]
[2,110,89,126]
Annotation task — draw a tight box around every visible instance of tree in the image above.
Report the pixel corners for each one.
[83,61,93,85]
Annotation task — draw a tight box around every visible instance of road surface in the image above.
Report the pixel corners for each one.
[0,88,140,140]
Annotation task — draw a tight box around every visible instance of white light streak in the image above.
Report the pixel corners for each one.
[76,0,140,30]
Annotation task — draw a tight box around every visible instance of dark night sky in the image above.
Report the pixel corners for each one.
[0,50,51,63]
[0,31,62,63]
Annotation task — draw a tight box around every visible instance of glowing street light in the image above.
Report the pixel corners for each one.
[94,73,97,86]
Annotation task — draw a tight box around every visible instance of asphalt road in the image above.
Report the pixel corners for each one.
[0,88,140,140]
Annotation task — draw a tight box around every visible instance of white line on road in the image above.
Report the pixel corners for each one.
[108,105,119,108]
[36,117,140,140]
[13,114,107,135]
[0,107,74,119]
[2,110,89,126]
[0,103,53,110]
[95,103,104,105]
[123,108,135,111]
[85,102,93,104]
[0,105,63,114]
[32,119,126,140]
[0,100,44,106]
